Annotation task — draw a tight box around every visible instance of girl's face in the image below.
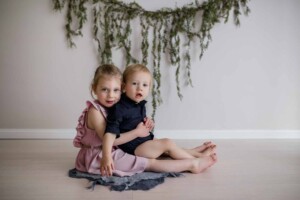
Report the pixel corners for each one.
[94,76,121,108]
[123,71,151,103]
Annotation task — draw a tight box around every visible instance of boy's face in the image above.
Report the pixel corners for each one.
[94,76,121,108]
[123,71,151,103]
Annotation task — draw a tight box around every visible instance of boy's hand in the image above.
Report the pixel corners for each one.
[144,117,155,131]
[136,122,150,137]
[100,155,114,176]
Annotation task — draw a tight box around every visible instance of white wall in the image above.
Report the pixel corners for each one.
[0,0,299,135]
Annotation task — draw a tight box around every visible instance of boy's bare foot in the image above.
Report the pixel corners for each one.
[186,142,217,157]
[191,141,212,152]
[194,141,216,152]
[191,153,217,174]
[199,145,217,157]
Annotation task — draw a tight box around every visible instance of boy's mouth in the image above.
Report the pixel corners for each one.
[136,93,143,98]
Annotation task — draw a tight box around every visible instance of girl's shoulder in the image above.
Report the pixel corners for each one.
[86,100,107,118]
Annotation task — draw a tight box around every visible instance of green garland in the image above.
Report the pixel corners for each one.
[53,0,250,117]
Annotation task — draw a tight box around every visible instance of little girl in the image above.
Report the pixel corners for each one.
[100,64,217,176]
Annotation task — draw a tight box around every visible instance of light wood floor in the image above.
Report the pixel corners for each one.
[0,139,299,200]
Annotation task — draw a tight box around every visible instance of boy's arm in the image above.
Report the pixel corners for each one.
[100,133,116,176]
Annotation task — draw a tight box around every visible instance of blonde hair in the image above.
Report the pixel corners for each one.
[123,64,152,84]
[90,64,122,98]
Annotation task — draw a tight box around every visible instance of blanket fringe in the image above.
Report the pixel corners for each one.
[68,168,182,191]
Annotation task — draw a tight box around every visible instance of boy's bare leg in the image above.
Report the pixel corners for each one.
[134,138,195,159]
[145,153,217,174]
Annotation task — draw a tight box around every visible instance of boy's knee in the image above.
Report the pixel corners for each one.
[161,138,175,147]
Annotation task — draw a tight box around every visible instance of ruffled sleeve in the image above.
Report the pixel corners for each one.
[73,101,93,148]
[73,100,107,148]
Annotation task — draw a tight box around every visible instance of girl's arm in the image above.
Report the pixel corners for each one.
[144,117,155,131]
[100,133,116,176]
[87,107,116,176]
[113,122,150,146]
[88,106,151,145]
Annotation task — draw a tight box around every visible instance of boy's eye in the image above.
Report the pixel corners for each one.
[101,88,108,92]
[114,89,121,93]
[143,84,148,87]
[132,82,137,85]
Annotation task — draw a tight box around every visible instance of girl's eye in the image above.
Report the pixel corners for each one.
[143,84,148,87]
[101,88,108,92]
[132,82,137,85]
[114,89,121,93]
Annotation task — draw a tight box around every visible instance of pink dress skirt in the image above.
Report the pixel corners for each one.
[73,100,148,177]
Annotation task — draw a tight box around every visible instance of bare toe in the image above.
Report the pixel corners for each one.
[199,145,216,156]
[193,142,213,153]
[210,153,218,163]
[210,145,217,153]
[203,141,212,146]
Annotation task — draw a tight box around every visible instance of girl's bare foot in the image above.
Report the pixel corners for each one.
[191,153,217,174]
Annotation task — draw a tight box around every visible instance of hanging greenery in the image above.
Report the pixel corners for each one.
[53,0,250,117]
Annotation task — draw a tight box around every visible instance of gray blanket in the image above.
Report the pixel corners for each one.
[69,168,182,191]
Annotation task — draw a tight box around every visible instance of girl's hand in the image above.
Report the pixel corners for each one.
[136,122,150,137]
[100,155,114,176]
[144,117,155,131]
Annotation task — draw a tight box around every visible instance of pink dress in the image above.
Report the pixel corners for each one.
[73,100,148,177]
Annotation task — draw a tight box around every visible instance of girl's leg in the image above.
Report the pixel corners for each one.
[134,138,195,159]
[145,154,217,174]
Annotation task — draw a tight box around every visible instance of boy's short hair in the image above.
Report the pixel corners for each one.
[123,64,152,83]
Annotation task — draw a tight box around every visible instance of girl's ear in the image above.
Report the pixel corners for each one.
[90,87,96,100]
[92,85,96,94]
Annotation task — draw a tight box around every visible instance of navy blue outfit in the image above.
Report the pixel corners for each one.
[105,93,154,155]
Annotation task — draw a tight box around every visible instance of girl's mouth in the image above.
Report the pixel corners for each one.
[106,100,115,105]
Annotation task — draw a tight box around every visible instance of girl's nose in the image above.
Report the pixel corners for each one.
[108,91,114,97]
